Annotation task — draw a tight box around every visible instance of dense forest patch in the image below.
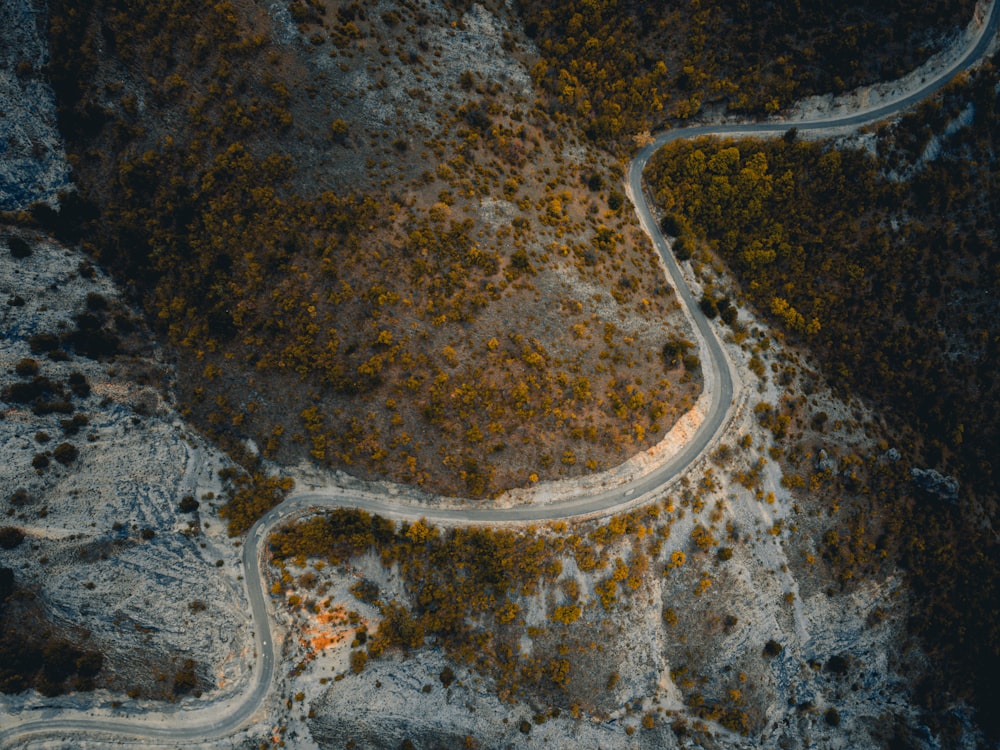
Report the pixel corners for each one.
[518,0,976,142]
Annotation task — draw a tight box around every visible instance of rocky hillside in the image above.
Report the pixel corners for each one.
[0,0,70,209]
[265,312,962,749]
[644,49,1000,746]
[0,228,252,705]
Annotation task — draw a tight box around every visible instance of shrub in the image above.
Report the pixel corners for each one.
[32,398,73,415]
[824,707,840,726]
[53,443,79,465]
[28,333,60,354]
[178,495,200,513]
[32,453,50,470]
[673,235,693,260]
[699,294,719,318]
[297,572,317,589]
[65,317,120,359]
[0,527,26,549]
[350,579,381,605]
[662,337,693,368]
[173,659,198,693]
[824,654,850,675]
[350,649,368,674]
[720,303,739,326]
[660,214,682,236]
[330,118,348,142]
[682,354,701,371]
[7,235,31,259]
[763,639,783,657]
[75,651,103,677]
[68,372,90,397]
[60,414,88,435]
[8,488,31,506]
[3,375,65,406]
[85,293,108,311]
[15,358,39,377]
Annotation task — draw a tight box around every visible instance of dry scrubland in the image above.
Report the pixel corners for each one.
[0,0,997,748]
[254,7,999,748]
[43,0,700,501]
[266,308,936,748]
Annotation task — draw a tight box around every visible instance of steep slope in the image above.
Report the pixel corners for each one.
[0,228,253,706]
[39,0,700,502]
[645,51,1000,741]
[521,0,977,138]
[0,0,70,209]
[1,1,996,748]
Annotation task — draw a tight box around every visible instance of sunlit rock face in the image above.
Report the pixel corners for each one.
[0,0,70,211]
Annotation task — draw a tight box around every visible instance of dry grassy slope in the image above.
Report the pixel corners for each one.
[54,0,700,498]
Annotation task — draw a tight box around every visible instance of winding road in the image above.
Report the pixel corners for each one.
[2,2,997,745]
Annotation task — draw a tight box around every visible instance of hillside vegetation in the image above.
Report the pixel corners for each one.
[646,56,1000,735]
[520,0,976,141]
[35,0,980,514]
[39,0,699,502]
[4,0,995,744]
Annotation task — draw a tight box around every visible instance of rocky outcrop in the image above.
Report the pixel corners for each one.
[814,448,838,474]
[879,448,901,464]
[910,467,960,504]
[0,0,70,210]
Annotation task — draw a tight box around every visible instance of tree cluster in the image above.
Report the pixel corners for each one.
[517,0,975,140]
[647,57,1000,737]
[40,0,691,506]
[271,504,677,706]
[0,567,104,695]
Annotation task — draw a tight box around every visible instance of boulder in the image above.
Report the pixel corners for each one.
[910,467,960,504]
